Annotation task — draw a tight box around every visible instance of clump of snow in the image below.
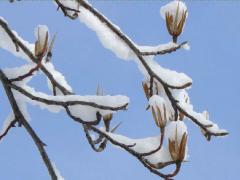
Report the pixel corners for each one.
[160,0,188,22]
[149,95,166,109]
[57,0,80,18]
[138,42,176,54]
[165,120,187,143]
[179,101,228,135]
[182,43,190,51]
[106,132,173,164]
[52,163,65,180]
[149,95,170,123]
[3,64,37,86]
[78,7,135,60]
[12,84,129,121]
[138,57,192,87]
[0,19,34,62]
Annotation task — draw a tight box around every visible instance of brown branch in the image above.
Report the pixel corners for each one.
[9,60,42,82]
[0,119,17,141]
[9,83,128,112]
[73,0,192,90]
[139,128,165,157]
[140,41,188,56]
[0,18,72,95]
[83,125,107,152]
[0,70,57,180]
[176,104,229,137]
[55,0,80,20]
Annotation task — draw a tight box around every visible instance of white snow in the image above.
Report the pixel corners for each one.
[3,63,37,85]
[142,58,192,87]
[0,20,34,62]
[179,101,228,135]
[52,163,65,180]
[106,132,174,164]
[78,7,136,61]
[12,84,129,121]
[165,120,187,142]
[160,0,188,21]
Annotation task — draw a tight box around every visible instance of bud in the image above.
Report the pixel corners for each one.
[34,25,49,57]
[160,0,188,43]
[96,85,113,131]
[103,113,113,122]
[149,95,168,129]
[166,121,188,161]
[142,81,150,100]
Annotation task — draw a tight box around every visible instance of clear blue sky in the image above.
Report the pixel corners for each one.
[0,1,239,180]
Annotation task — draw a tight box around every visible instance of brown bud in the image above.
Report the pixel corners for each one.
[142,81,150,100]
[165,2,187,43]
[103,113,113,122]
[34,26,49,57]
[151,104,167,129]
[168,128,188,162]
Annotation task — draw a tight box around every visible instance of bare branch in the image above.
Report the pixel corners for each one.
[0,119,17,142]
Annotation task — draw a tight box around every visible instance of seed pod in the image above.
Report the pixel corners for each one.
[34,25,49,57]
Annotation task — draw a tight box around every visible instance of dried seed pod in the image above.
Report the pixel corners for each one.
[34,25,49,57]
[161,0,188,43]
[149,95,169,129]
[166,121,188,161]
[168,129,188,161]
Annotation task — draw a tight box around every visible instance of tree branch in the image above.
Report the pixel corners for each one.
[0,70,57,180]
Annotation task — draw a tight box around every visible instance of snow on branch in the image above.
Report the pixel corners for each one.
[51,0,228,178]
[55,0,192,90]
[0,1,229,180]
[0,14,130,180]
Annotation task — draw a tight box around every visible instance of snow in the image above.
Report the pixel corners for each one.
[165,120,188,142]
[0,21,34,62]
[179,101,228,134]
[138,42,177,54]
[12,84,129,121]
[78,7,136,61]
[67,2,192,88]
[106,132,173,164]
[52,163,65,180]
[149,95,166,109]
[149,95,169,123]
[57,0,79,18]
[182,43,190,51]
[142,58,192,88]
[160,0,188,21]
[3,63,37,85]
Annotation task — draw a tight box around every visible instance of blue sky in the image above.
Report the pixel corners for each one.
[0,1,239,180]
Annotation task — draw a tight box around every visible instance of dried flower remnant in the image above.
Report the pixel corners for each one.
[34,25,49,58]
[96,85,113,131]
[161,0,188,43]
[167,122,188,162]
